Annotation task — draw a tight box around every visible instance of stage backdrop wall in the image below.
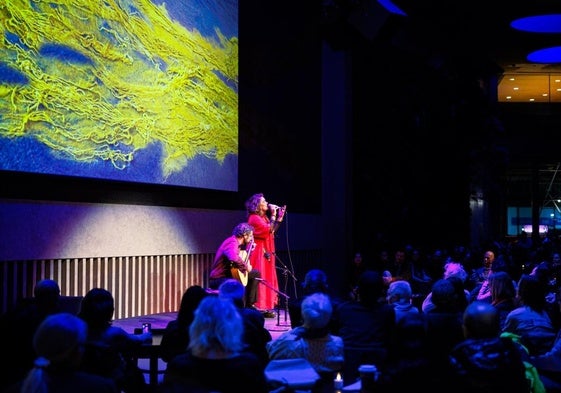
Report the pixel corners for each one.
[0,198,322,317]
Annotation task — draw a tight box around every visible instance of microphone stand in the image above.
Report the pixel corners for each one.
[274,253,297,326]
[255,278,290,332]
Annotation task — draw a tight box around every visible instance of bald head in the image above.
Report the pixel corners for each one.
[462,301,500,339]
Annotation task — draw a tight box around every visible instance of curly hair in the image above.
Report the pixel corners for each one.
[232,222,253,238]
[245,193,264,215]
[188,296,244,357]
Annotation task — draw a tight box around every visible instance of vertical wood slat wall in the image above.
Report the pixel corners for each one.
[0,250,321,318]
[0,254,213,319]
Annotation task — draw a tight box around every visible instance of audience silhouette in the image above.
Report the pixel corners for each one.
[5,312,119,393]
[0,278,63,390]
[332,270,396,384]
[267,292,344,392]
[218,278,272,369]
[161,295,268,392]
[450,301,542,393]
[160,285,208,363]
[78,287,151,393]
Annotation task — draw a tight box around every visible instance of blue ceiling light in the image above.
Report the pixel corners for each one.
[510,14,561,64]
[527,46,561,63]
[510,14,561,33]
[377,0,407,16]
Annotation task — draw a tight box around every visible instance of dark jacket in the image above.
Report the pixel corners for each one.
[449,336,530,393]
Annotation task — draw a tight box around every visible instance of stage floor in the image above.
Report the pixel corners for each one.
[112,308,292,385]
[113,308,292,340]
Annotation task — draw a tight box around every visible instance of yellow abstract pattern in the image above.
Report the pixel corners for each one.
[0,0,238,179]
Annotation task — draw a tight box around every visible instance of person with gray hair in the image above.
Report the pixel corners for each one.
[6,312,118,393]
[422,262,470,313]
[267,292,344,383]
[218,278,272,369]
[387,280,420,323]
[162,296,268,392]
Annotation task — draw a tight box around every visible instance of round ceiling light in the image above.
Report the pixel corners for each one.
[510,14,561,33]
[526,46,561,63]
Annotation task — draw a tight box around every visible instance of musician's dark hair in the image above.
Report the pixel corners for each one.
[245,193,264,215]
[232,222,253,237]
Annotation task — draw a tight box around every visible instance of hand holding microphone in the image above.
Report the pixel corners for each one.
[268,203,281,211]
[268,203,287,222]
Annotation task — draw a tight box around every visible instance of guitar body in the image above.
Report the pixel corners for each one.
[231,249,252,286]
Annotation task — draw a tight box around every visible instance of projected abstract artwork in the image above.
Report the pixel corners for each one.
[0,0,238,191]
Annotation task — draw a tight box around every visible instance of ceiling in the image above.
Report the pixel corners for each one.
[321,0,561,209]
[388,0,561,102]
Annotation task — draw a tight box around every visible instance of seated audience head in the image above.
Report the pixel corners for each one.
[430,278,460,312]
[302,269,329,295]
[78,287,115,329]
[188,296,244,358]
[357,270,384,305]
[21,313,87,390]
[443,262,468,283]
[462,301,500,339]
[489,271,516,303]
[177,285,208,326]
[387,280,412,305]
[34,279,61,311]
[517,274,547,312]
[218,279,245,308]
[301,292,332,329]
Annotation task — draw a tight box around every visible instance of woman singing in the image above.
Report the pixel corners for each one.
[245,193,286,317]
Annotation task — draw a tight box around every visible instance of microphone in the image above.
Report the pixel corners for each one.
[268,203,280,210]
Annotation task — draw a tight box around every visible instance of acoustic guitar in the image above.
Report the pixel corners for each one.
[231,240,254,286]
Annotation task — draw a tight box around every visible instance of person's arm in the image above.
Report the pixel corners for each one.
[270,205,286,233]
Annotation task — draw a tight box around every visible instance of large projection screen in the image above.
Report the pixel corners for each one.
[0,0,238,192]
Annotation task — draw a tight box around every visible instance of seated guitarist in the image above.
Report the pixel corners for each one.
[209,222,261,308]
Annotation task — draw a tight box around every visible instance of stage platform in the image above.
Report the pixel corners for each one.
[112,308,292,386]
[113,308,292,340]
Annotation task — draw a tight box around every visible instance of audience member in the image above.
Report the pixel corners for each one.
[288,268,333,329]
[530,261,561,330]
[409,247,433,297]
[449,301,540,393]
[161,296,268,392]
[385,248,413,283]
[488,271,518,330]
[467,249,494,292]
[421,262,469,313]
[503,274,556,356]
[0,278,63,390]
[218,278,272,369]
[378,312,433,392]
[386,280,419,323]
[160,285,208,363]
[5,312,118,393]
[530,287,561,392]
[78,287,152,393]
[348,252,367,300]
[424,278,465,385]
[267,292,344,392]
[332,270,396,384]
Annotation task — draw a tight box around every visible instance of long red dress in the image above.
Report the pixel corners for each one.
[248,212,278,310]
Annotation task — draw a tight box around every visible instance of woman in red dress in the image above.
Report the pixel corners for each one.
[245,193,286,315]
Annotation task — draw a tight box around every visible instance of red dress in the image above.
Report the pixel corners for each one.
[248,212,278,310]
